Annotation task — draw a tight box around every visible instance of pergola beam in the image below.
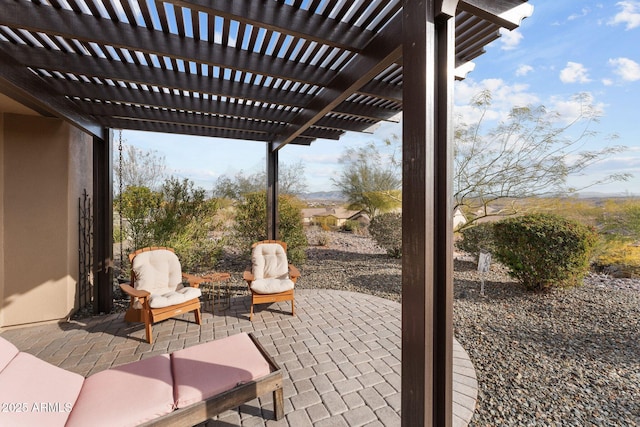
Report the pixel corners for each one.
[0,47,102,138]
[1,43,312,108]
[50,78,400,131]
[459,0,534,30]
[170,0,376,51]
[273,14,402,148]
[0,0,337,87]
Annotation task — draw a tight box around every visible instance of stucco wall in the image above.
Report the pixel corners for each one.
[0,113,92,328]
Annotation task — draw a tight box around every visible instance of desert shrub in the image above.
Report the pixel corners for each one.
[113,224,124,243]
[493,213,598,291]
[592,240,640,278]
[317,232,332,247]
[341,220,360,233]
[116,179,223,271]
[151,179,224,271]
[233,192,307,264]
[598,198,640,242]
[456,222,496,260]
[369,212,402,258]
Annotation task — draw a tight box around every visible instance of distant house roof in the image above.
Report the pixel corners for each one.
[303,207,362,220]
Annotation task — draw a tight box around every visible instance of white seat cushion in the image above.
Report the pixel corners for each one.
[148,286,202,308]
[250,278,295,294]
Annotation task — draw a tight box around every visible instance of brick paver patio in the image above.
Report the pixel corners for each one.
[0,289,477,426]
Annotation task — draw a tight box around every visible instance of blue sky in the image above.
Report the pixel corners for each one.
[122,1,640,195]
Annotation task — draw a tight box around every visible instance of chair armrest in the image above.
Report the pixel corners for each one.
[203,272,231,282]
[119,283,150,299]
[288,264,301,281]
[243,269,254,283]
[181,273,205,288]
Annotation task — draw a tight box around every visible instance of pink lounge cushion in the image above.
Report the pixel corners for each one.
[250,277,295,294]
[148,286,202,308]
[0,352,84,427]
[66,354,174,427]
[172,332,272,409]
[0,336,19,373]
[252,243,290,280]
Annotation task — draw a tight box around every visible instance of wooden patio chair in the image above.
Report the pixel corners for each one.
[120,247,202,344]
[243,240,300,321]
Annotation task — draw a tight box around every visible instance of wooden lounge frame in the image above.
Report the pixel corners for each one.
[0,333,283,426]
[138,333,284,426]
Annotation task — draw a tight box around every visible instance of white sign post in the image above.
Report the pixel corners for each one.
[477,251,492,296]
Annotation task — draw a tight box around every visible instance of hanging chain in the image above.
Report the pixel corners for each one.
[118,130,124,273]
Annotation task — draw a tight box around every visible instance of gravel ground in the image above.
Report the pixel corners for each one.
[299,229,640,426]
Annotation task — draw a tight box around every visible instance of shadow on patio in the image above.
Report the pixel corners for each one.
[0,289,477,426]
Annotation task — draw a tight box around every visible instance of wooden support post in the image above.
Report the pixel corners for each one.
[93,128,113,314]
[266,142,279,240]
[402,1,456,425]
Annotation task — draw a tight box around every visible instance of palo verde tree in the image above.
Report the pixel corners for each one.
[212,161,308,200]
[114,141,167,192]
[454,90,630,229]
[332,140,402,219]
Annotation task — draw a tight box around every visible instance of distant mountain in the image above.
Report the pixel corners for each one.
[298,191,345,201]
[576,191,639,199]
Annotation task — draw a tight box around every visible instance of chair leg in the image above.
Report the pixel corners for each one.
[250,302,254,321]
[143,311,153,344]
[193,308,202,325]
[291,299,295,317]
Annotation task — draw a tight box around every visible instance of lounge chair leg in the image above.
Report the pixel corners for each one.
[291,300,295,317]
[194,308,202,325]
[273,387,284,420]
[250,304,254,321]
[144,321,153,344]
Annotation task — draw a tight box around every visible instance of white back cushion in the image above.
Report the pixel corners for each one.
[252,243,289,280]
[132,249,182,295]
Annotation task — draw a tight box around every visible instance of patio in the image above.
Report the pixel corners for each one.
[0,289,477,426]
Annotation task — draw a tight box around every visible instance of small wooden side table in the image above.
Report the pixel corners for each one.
[183,272,232,314]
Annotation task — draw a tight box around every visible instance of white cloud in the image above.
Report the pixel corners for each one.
[602,78,614,86]
[499,28,524,51]
[515,65,533,76]
[568,8,591,21]
[559,62,591,83]
[608,1,640,29]
[609,57,640,81]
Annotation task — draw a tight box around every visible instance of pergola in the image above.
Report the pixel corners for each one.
[0,1,532,425]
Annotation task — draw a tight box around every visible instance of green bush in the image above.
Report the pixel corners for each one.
[369,212,402,258]
[116,178,224,272]
[456,222,496,260]
[493,213,598,291]
[341,220,360,233]
[233,192,308,264]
